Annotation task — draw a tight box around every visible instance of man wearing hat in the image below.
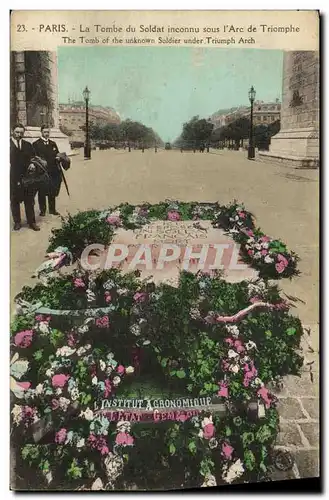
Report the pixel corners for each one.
[33,125,62,216]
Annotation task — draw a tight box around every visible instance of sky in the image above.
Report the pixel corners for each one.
[58,47,283,142]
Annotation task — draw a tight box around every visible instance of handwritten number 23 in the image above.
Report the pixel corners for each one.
[17,25,26,32]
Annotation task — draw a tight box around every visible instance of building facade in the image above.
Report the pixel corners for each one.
[59,103,121,143]
[210,100,281,129]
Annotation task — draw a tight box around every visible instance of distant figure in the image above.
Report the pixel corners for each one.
[33,125,60,216]
[199,144,205,153]
[10,123,40,231]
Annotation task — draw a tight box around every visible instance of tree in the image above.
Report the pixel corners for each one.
[180,116,214,149]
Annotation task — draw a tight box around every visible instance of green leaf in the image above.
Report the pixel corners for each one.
[176,370,186,379]
[161,358,168,368]
[244,450,256,471]
[33,349,44,361]
[169,443,176,455]
[188,441,197,454]
[286,327,296,336]
[225,426,232,437]
[265,330,272,338]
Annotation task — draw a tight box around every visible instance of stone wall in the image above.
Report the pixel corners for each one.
[259,51,319,169]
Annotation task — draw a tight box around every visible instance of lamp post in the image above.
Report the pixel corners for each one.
[83,86,91,160]
[248,85,256,160]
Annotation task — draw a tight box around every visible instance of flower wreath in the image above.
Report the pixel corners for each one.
[11,264,304,490]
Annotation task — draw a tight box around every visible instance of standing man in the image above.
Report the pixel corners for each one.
[33,125,61,216]
[10,124,40,231]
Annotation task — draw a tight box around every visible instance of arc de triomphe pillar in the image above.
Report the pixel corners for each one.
[11,50,71,154]
[259,51,319,169]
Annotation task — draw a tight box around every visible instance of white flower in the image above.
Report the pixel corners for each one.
[77,344,91,356]
[56,346,76,357]
[251,377,264,388]
[106,366,113,376]
[245,244,250,249]
[112,376,121,387]
[91,478,104,491]
[240,355,251,365]
[228,349,239,359]
[46,368,54,378]
[35,383,44,395]
[55,388,63,396]
[201,416,213,428]
[104,279,115,290]
[80,407,94,421]
[198,429,204,438]
[209,438,218,449]
[229,217,235,222]
[99,360,106,371]
[255,243,262,250]
[103,453,124,481]
[125,366,134,374]
[87,290,96,302]
[76,437,85,448]
[130,324,141,336]
[229,228,239,234]
[201,473,217,487]
[234,215,239,221]
[264,255,274,264]
[70,388,79,401]
[11,405,23,425]
[59,397,70,411]
[229,364,240,374]
[117,287,129,295]
[117,420,131,433]
[245,340,257,351]
[142,340,151,346]
[45,471,53,484]
[247,238,255,244]
[92,376,98,385]
[38,321,50,334]
[262,242,269,249]
[254,252,261,260]
[222,459,244,484]
[225,324,240,338]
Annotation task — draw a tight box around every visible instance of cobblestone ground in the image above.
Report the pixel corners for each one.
[10,148,319,482]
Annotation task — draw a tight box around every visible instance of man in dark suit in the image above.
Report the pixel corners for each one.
[33,125,61,216]
[10,124,40,231]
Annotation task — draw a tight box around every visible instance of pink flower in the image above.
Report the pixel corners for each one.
[258,387,272,409]
[249,296,261,304]
[222,360,230,371]
[260,236,271,243]
[275,262,286,274]
[246,229,254,236]
[100,445,110,455]
[55,428,67,444]
[104,379,112,398]
[261,249,268,256]
[105,292,112,303]
[117,365,125,375]
[106,215,121,226]
[96,316,110,329]
[224,338,233,346]
[14,330,33,348]
[203,423,215,440]
[73,278,86,288]
[35,315,50,322]
[67,332,77,347]
[243,363,258,387]
[218,381,229,398]
[52,374,70,388]
[247,249,254,256]
[52,399,60,410]
[133,292,148,303]
[238,211,246,219]
[167,210,181,221]
[116,432,134,446]
[222,442,234,460]
[16,381,31,390]
[277,254,289,266]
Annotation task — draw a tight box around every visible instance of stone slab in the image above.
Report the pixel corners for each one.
[283,373,319,398]
[276,422,304,447]
[299,423,320,447]
[300,398,319,420]
[294,450,320,478]
[108,220,258,286]
[277,398,306,420]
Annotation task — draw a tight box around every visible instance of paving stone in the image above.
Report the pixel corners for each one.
[283,373,319,398]
[270,467,296,482]
[300,398,319,420]
[277,398,307,420]
[299,422,320,447]
[294,450,320,478]
[276,422,304,447]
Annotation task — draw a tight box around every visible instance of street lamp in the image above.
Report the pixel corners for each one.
[248,85,256,160]
[83,86,91,160]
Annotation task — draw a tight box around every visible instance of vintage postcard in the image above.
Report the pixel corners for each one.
[10,10,319,491]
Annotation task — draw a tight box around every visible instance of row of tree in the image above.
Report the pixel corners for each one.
[174,115,281,151]
[88,120,162,148]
